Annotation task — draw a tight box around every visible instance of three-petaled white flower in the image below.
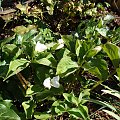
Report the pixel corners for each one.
[43,76,60,89]
[35,41,47,52]
[56,39,64,49]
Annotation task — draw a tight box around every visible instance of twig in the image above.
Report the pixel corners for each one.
[16,73,29,90]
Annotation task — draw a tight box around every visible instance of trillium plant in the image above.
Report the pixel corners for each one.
[0,0,120,120]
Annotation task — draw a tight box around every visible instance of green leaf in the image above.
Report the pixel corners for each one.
[83,58,108,80]
[68,105,90,120]
[56,48,70,61]
[26,85,43,96]
[34,53,57,68]
[0,100,20,120]
[36,87,63,101]
[102,89,120,99]
[5,58,29,80]
[2,44,17,54]
[103,42,120,68]
[2,44,20,60]
[63,93,78,106]
[34,112,51,120]
[22,100,36,119]
[55,104,65,115]
[88,99,117,112]
[79,89,90,104]
[22,29,37,42]
[75,40,93,65]
[103,110,120,120]
[61,35,75,51]
[57,56,78,77]
[84,46,102,60]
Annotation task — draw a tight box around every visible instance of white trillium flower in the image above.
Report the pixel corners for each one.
[43,77,51,89]
[35,41,47,52]
[74,32,79,38]
[58,39,64,44]
[51,76,60,88]
[43,76,60,89]
[56,39,64,49]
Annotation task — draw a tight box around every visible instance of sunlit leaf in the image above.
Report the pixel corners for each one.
[103,42,120,68]
[5,59,29,80]
[84,46,102,60]
[68,105,90,120]
[34,112,51,120]
[57,56,78,77]
[0,100,20,120]
[63,93,78,106]
[83,58,108,80]
[22,100,36,119]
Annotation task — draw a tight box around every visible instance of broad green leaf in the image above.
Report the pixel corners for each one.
[22,100,36,119]
[0,100,20,120]
[36,87,63,101]
[34,112,51,120]
[57,56,78,77]
[61,35,75,51]
[103,110,120,120]
[56,48,70,61]
[103,42,120,68]
[63,93,78,106]
[75,40,93,65]
[84,46,102,60]
[22,29,37,42]
[34,53,57,68]
[68,105,90,120]
[55,104,65,115]
[79,89,90,104]
[5,58,29,80]
[2,44,17,54]
[52,100,62,107]
[83,58,108,80]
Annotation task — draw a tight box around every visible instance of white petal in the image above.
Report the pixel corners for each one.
[58,39,64,44]
[35,41,47,52]
[51,76,60,88]
[74,32,79,37]
[43,77,51,89]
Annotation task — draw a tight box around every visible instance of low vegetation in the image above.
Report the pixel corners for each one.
[0,0,120,119]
